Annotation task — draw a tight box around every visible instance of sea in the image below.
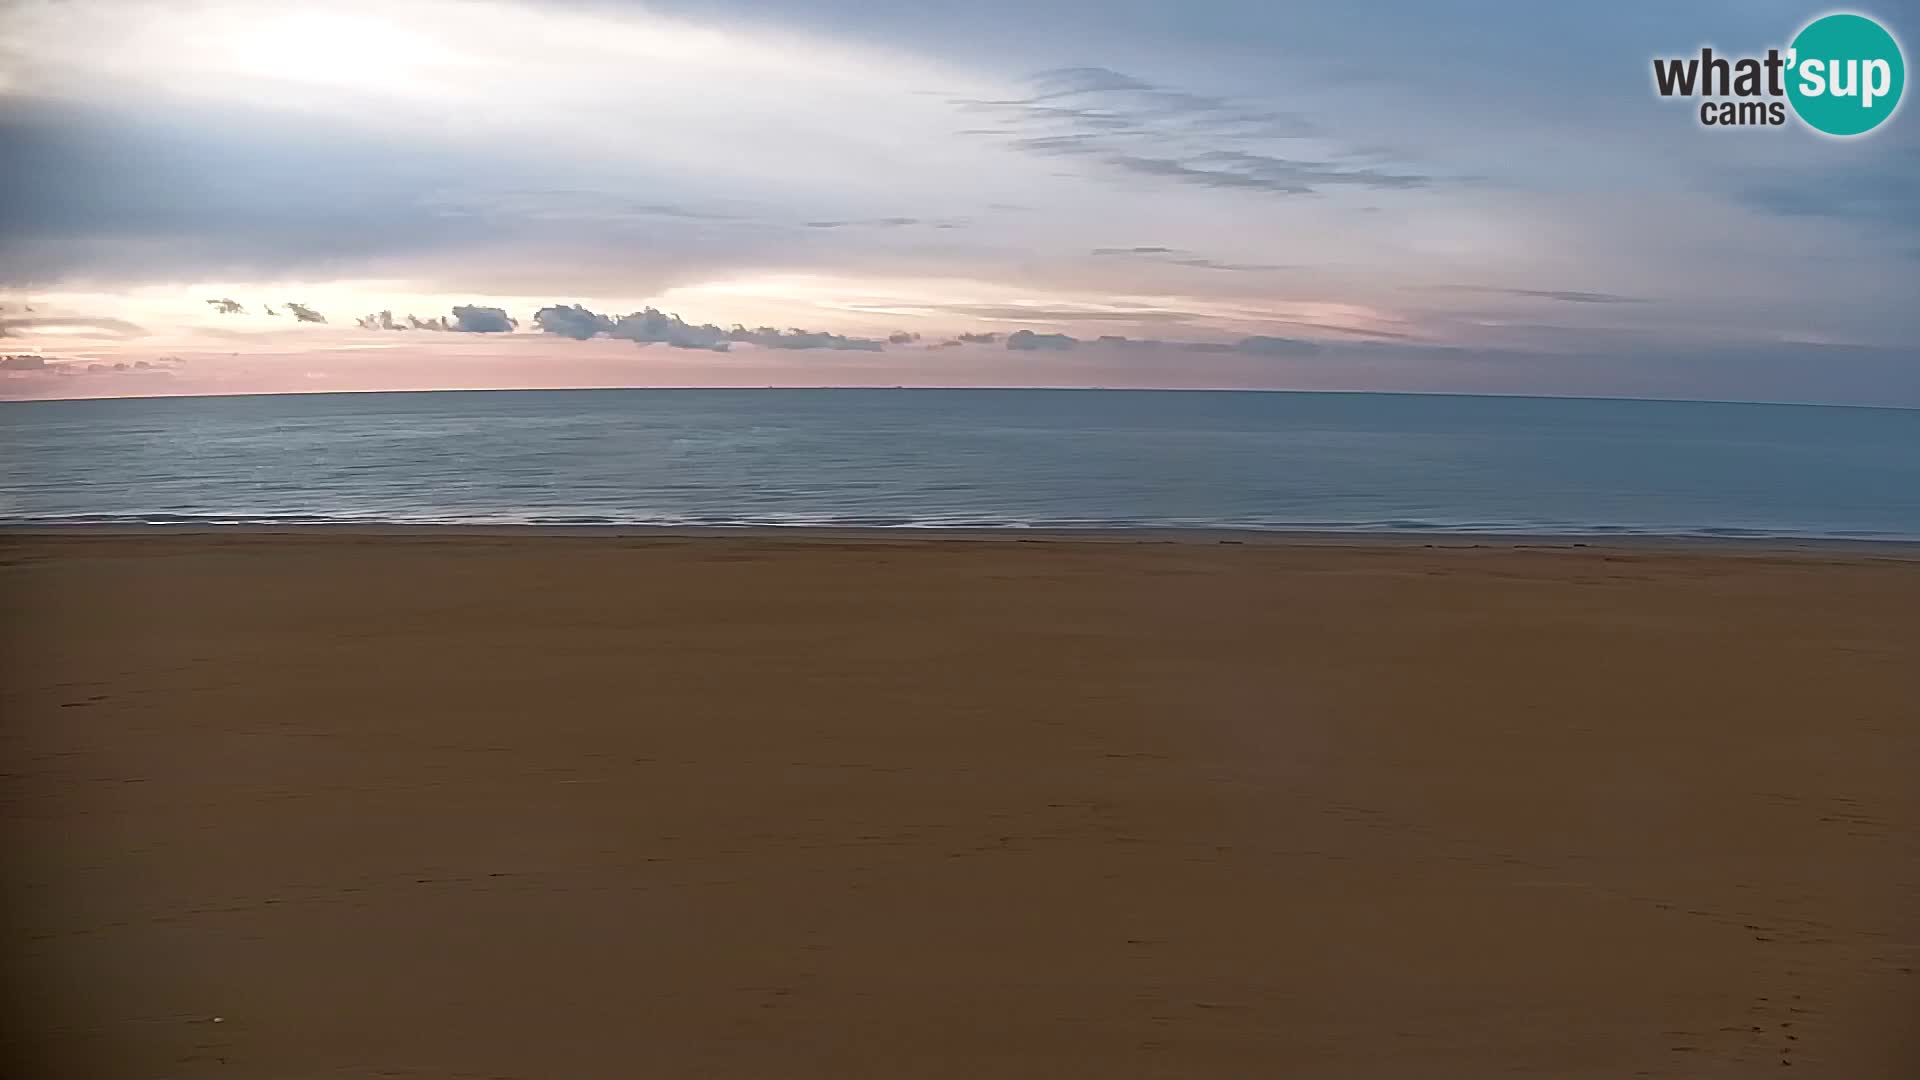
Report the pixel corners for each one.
[4,388,1918,540]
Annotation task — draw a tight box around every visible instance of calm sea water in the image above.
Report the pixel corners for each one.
[4,388,1919,538]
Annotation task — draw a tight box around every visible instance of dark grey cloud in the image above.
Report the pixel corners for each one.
[604,307,730,350]
[1017,66,1318,140]
[929,331,1329,358]
[1168,257,1289,272]
[1503,289,1645,305]
[930,329,1378,361]
[1104,151,1428,194]
[284,302,326,323]
[533,304,884,351]
[954,66,1438,198]
[426,189,748,225]
[807,217,913,228]
[733,326,885,351]
[0,351,179,389]
[533,304,614,340]
[1220,335,1323,357]
[356,306,513,332]
[1102,152,1304,193]
[888,331,921,344]
[1010,134,1102,153]
[1069,333,1324,356]
[1030,67,1156,96]
[450,305,517,333]
[1006,329,1077,350]
[1091,246,1289,272]
[801,215,966,232]
[205,298,245,314]
[1430,286,1649,305]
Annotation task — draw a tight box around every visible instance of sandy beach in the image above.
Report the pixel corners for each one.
[3,530,1916,1078]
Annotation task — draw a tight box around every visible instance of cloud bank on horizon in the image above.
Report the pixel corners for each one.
[0,0,1915,404]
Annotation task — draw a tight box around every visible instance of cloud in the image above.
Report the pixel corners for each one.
[285,302,326,323]
[534,303,884,351]
[955,66,1439,198]
[1030,67,1157,96]
[1091,246,1289,272]
[604,307,730,350]
[1006,329,1076,350]
[426,189,747,226]
[1168,257,1290,272]
[0,354,50,370]
[1223,335,1323,357]
[450,305,517,333]
[358,310,481,331]
[1105,151,1428,194]
[1505,289,1645,305]
[1079,333,1325,356]
[534,304,615,340]
[888,331,920,344]
[206,298,245,314]
[805,217,934,229]
[731,326,884,351]
[1014,66,1318,141]
[928,327,1338,357]
[1432,286,1649,305]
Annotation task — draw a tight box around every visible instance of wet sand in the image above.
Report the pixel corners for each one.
[4,530,1917,1077]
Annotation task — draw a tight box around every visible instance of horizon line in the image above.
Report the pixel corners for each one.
[3,383,1918,413]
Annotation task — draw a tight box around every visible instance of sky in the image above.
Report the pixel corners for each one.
[1,0,1916,404]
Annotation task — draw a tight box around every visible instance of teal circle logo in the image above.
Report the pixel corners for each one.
[1787,13,1905,136]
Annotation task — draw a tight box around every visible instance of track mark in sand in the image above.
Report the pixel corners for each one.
[1316,792,1869,945]
[1304,793,1863,1068]
[1731,990,1819,1070]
